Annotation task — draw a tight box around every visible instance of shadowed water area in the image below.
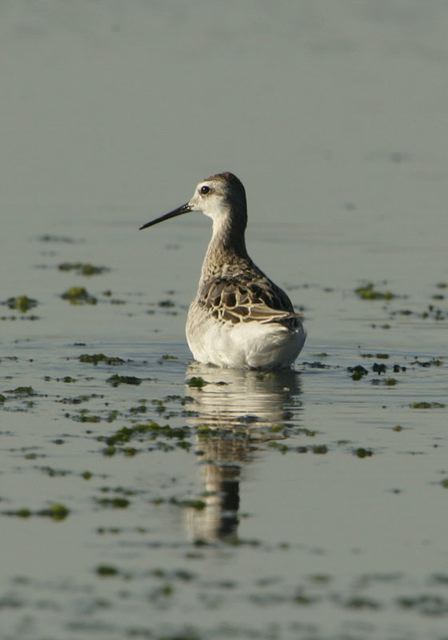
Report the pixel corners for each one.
[1,2,448,639]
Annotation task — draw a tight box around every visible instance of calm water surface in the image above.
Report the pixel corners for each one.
[1,2,448,639]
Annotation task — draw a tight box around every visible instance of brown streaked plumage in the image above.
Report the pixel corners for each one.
[140,172,306,369]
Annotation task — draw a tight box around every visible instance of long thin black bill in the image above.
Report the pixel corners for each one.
[139,203,191,230]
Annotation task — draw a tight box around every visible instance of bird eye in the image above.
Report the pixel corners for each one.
[200,185,210,195]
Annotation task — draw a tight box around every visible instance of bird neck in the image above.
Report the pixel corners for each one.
[200,213,250,281]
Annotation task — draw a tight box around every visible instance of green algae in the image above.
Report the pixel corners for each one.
[102,445,117,457]
[38,466,70,477]
[354,448,374,458]
[96,565,119,577]
[312,445,328,454]
[106,374,142,386]
[72,410,101,423]
[6,295,38,313]
[410,402,445,409]
[159,354,179,363]
[269,424,285,433]
[341,596,381,610]
[95,497,130,509]
[293,590,318,606]
[371,377,398,386]
[151,497,206,512]
[58,262,109,276]
[5,508,32,518]
[173,498,206,511]
[151,399,166,413]
[348,365,368,380]
[411,358,443,367]
[101,422,191,448]
[39,234,79,243]
[61,286,97,305]
[45,503,70,520]
[268,441,289,454]
[129,404,147,415]
[79,353,125,365]
[303,361,330,369]
[298,428,317,437]
[60,393,103,405]
[361,353,390,359]
[7,386,36,397]
[396,594,448,616]
[355,282,396,300]
[3,503,69,520]
[186,376,207,389]
[420,304,447,321]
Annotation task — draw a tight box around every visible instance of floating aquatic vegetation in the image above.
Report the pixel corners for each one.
[38,234,80,244]
[420,304,447,321]
[347,365,368,381]
[95,497,130,509]
[158,354,179,364]
[354,448,374,458]
[106,374,142,386]
[96,565,120,577]
[302,361,330,369]
[411,358,443,367]
[361,353,389,359]
[396,594,448,616]
[371,378,398,386]
[158,299,175,308]
[6,296,38,313]
[312,445,328,454]
[59,393,103,405]
[101,422,191,448]
[355,282,396,300]
[58,262,109,276]
[186,376,207,388]
[410,402,445,409]
[6,386,36,397]
[79,353,125,365]
[2,503,69,521]
[71,410,101,423]
[61,286,97,305]
[171,498,206,511]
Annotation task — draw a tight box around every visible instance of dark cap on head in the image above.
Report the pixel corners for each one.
[205,172,247,221]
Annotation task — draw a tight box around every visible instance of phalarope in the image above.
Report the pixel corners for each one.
[140,172,306,369]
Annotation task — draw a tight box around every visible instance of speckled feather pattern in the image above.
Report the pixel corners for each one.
[141,171,306,369]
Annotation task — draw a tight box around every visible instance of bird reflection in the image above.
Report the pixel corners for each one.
[183,364,302,543]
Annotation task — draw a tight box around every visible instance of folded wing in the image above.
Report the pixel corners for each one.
[200,275,302,330]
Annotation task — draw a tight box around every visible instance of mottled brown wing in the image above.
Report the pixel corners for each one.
[199,276,301,328]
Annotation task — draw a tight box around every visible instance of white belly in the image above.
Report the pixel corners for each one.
[186,309,306,370]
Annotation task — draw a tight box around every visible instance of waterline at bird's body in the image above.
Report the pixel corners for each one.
[140,172,306,370]
[186,309,304,369]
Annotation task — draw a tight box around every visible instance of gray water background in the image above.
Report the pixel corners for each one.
[1,2,448,639]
